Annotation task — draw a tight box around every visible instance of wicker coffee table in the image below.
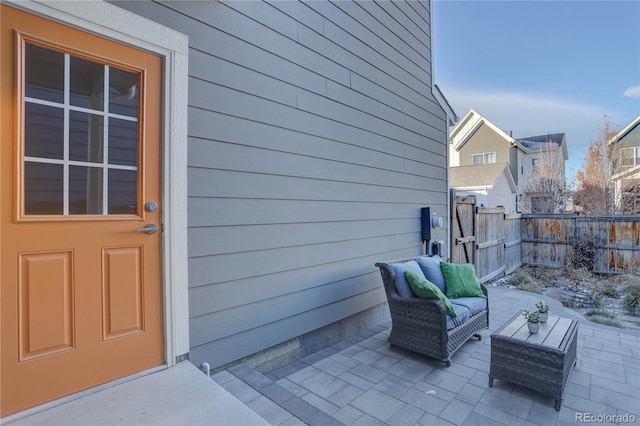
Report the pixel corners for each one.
[489,310,578,410]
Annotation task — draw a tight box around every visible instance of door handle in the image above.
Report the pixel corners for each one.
[136,224,158,234]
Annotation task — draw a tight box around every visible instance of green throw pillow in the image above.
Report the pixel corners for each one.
[440,262,486,299]
[405,270,457,317]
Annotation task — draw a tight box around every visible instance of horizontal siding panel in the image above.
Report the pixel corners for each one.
[162,0,351,85]
[192,25,328,97]
[187,140,416,187]
[114,1,328,96]
[188,169,437,203]
[187,219,416,258]
[188,233,413,287]
[189,49,297,107]
[188,249,413,318]
[189,286,385,368]
[187,197,435,228]
[297,88,440,151]
[296,25,439,119]
[268,0,324,34]
[324,16,431,99]
[304,1,430,88]
[405,152,447,176]
[188,115,406,174]
[190,273,381,346]
[331,0,430,71]
[188,141,444,190]
[349,73,444,129]
[405,1,431,31]
[372,1,431,56]
[417,175,448,193]
[325,80,444,146]
[188,84,438,162]
[222,0,299,41]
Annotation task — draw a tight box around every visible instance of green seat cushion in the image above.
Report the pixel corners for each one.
[405,270,457,317]
[440,262,486,299]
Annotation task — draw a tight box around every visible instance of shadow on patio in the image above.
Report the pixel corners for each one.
[214,286,640,426]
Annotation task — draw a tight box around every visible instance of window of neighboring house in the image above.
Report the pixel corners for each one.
[620,147,640,167]
[472,152,496,165]
[532,158,538,168]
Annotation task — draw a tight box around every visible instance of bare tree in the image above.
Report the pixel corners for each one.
[522,143,566,213]
[574,117,618,215]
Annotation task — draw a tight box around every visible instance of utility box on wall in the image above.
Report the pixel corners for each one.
[432,240,446,258]
[421,207,431,241]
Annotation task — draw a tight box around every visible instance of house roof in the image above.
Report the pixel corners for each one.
[433,84,459,126]
[450,109,517,151]
[516,133,564,150]
[451,109,569,160]
[450,162,517,192]
[607,115,640,146]
[516,133,568,160]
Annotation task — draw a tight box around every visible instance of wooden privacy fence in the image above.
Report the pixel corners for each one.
[450,195,521,282]
[521,214,640,274]
[450,196,639,280]
[450,195,476,265]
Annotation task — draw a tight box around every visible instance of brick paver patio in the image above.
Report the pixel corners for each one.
[213,286,640,426]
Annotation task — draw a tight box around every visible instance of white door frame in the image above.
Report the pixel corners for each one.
[4,0,190,365]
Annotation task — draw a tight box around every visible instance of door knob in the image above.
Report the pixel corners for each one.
[136,224,158,234]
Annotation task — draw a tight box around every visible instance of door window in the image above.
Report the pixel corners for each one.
[23,41,140,216]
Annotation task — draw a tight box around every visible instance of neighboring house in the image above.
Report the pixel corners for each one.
[0,0,450,417]
[608,115,640,214]
[450,163,518,213]
[450,109,568,212]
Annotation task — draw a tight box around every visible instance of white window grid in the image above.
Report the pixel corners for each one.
[24,51,138,215]
[620,147,640,167]
[472,152,496,165]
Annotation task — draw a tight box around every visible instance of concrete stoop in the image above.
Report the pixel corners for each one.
[4,361,268,426]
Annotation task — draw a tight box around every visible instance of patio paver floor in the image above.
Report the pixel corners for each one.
[214,286,640,426]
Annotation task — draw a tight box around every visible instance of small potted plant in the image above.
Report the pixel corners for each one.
[536,300,550,323]
[523,310,540,333]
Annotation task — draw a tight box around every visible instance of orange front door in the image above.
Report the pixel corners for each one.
[1,6,163,416]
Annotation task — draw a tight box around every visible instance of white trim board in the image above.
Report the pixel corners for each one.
[5,0,190,364]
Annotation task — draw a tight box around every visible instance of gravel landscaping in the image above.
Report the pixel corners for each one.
[489,266,640,330]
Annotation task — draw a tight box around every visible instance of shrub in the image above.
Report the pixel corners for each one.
[565,265,594,284]
[569,234,597,270]
[584,309,616,319]
[587,315,623,328]
[508,270,533,287]
[622,285,640,314]
[584,309,623,327]
[599,285,620,299]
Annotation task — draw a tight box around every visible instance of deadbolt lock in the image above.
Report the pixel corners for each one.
[145,201,158,212]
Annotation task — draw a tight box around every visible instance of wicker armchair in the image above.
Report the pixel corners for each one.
[375,256,489,367]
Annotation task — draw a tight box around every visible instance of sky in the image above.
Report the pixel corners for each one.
[433,0,640,185]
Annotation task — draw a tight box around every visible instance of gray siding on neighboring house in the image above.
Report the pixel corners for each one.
[111,0,448,368]
[509,146,519,186]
